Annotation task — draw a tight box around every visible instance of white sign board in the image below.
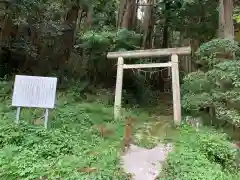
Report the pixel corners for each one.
[12,75,57,109]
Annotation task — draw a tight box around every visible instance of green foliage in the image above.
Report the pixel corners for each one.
[113,29,141,51]
[196,39,240,58]
[80,30,113,50]
[182,71,213,94]
[0,0,223,107]
[182,93,213,113]
[75,28,145,104]
[162,125,240,180]
[0,0,118,80]
[234,15,240,23]
[182,38,240,126]
[77,28,141,52]
[0,86,133,179]
[0,80,12,99]
[170,0,218,41]
[233,7,240,23]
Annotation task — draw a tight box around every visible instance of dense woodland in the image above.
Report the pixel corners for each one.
[0,0,239,123]
[0,0,240,179]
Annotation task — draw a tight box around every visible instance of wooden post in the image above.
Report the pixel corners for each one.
[16,107,21,124]
[44,109,49,129]
[114,57,124,120]
[171,54,181,125]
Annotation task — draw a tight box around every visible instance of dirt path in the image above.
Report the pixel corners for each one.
[121,143,173,180]
[121,115,176,179]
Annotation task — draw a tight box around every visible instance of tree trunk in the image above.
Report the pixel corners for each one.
[215,0,235,120]
[223,0,234,40]
[131,0,139,30]
[56,5,80,84]
[117,0,137,29]
[161,19,169,48]
[218,0,225,37]
[162,1,170,48]
[218,0,234,39]
[63,5,80,62]
[142,0,155,49]
[87,5,93,29]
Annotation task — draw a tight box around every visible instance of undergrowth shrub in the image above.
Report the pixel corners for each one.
[165,148,229,180]
[0,89,131,179]
[162,125,240,180]
[75,28,155,105]
[182,38,240,126]
[0,80,12,99]
[198,131,238,171]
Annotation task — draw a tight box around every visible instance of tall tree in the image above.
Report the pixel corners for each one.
[219,0,234,39]
[117,0,137,29]
[142,0,155,48]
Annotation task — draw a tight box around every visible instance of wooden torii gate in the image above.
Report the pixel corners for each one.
[107,47,191,125]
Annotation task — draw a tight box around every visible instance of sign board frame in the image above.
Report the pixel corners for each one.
[12,75,58,128]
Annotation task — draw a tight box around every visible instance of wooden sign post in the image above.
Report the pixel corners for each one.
[12,75,57,129]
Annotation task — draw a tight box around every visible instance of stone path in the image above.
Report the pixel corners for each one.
[121,143,173,180]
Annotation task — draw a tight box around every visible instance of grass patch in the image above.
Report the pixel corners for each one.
[161,125,240,180]
[0,89,138,179]
[3,80,239,179]
[0,81,175,179]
